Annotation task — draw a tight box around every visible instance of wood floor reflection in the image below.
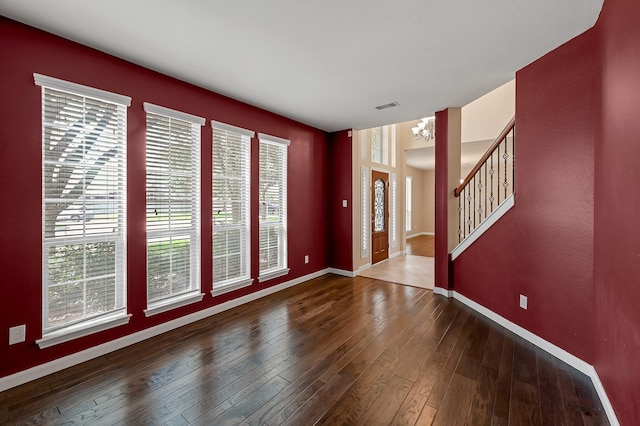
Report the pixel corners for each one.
[0,274,608,425]
[406,234,435,257]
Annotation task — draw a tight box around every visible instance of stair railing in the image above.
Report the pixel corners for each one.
[454,117,515,243]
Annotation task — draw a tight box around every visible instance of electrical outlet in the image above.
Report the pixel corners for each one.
[519,294,528,310]
[304,255,309,264]
[9,324,26,345]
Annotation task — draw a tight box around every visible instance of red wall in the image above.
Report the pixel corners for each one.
[434,109,451,289]
[327,131,353,272]
[595,0,640,423]
[452,28,600,363]
[0,17,329,378]
[453,0,640,421]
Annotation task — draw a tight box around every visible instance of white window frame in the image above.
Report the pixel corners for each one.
[371,127,383,164]
[211,121,254,296]
[390,172,397,249]
[258,133,290,282]
[35,74,131,349]
[361,166,370,259]
[143,103,204,317]
[406,176,413,232]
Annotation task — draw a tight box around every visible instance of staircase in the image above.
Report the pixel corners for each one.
[451,117,515,259]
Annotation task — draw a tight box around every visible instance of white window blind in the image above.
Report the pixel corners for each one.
[36,74,130,342]
[212,121,253,295]
[258,133,289,281]
[145,103,204,313]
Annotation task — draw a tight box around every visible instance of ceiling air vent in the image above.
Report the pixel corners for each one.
[374,101,400,110]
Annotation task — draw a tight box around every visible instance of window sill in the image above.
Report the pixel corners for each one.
[258,268,290,283]
[144,292,205,317]
[211,278,253,297]
[37,312,131,349]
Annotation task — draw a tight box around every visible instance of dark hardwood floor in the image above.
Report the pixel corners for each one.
[1,275,608,425]
[406,234,435,257]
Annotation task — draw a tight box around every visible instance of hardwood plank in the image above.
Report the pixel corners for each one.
[491,335,515,424]
[415,404,437,426]
[509,340,542,425]
[317,358,391,425]
[406,234,435,257]
[245,379,325,426]
[513,340,539,386]
[556,364,586,426]
[276,371,356,426]
[482,327,505,371]
[573,370,610,425]
[390,303,463,425]
[466,365,499,426]
[557,363,610,426]
[425,310,476,408]
[197,375,290,424]
[510,378,542,425]
[357,375,413,425]
[455,317,491,380]
[432,373,476,426]
[0,276,610,426]
[537,353,569,426]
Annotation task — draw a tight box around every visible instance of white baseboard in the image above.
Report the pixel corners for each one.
[390,250,405,259]
[433,286,454,298]
[355,263,372,275]
[449,290,619,426]
[327,268,356,278]
[0,268,330,393]
[589,369,620,426]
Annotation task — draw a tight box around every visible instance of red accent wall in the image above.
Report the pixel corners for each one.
[327,130,353,272]
[453,0,640,421]
[452,28,600,363]
[595,0,640,423]
[0,17,329,378]
[434,109,452,290]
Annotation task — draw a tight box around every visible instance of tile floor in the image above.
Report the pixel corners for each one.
[358,254,434,290]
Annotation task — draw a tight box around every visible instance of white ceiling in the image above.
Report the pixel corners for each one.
[405,79,515,171]
[0,0,603,132]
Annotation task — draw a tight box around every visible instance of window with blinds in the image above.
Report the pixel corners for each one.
[212,121,253,295]
[258,133,290,281]
[145,103,204,314]
[36,74,130,343]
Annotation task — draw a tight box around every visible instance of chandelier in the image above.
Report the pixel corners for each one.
[411,117,435,141]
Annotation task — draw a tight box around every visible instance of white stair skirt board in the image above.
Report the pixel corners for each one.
[433,289,619,426]
[0,268,331,393]
[451,194,516,261]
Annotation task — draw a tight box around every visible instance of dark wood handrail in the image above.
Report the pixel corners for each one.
[454,116,515,197]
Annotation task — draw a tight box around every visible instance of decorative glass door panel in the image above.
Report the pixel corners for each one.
[371,170,389,264]
[374,178,385,232]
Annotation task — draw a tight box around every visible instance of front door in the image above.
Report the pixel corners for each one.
[371,170,389,264]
